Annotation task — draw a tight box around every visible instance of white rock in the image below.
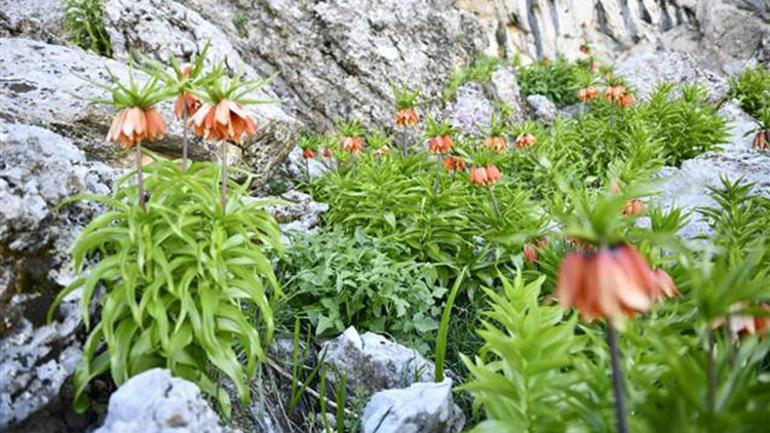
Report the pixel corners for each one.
[615,47,729,103]
[526,94,557,123]
[321,327,436,394]
[94,368,238,433]
[361,379,464,433]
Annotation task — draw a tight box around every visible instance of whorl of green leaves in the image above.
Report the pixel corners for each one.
[460,272,579,432]
[517,56,598,106]
[728,65,770,120]
[638,83,730,166]
[48,158,283,416]
[64,0,112,57]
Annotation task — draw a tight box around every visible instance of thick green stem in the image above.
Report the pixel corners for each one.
[708,329,717,413]
[487,184,501,218]
[135,142,145,212]
[182,105,189,173]
[433,155,442,194]
[607,320,628,433]
[220,142,228,213]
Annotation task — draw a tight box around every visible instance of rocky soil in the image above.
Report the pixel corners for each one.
[1,1,768,432]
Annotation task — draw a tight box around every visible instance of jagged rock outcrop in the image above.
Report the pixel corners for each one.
[182,0,486,129]
[459,0,769,70]
[0,121,116,292]
[93,368,238,433]
[0,121,116,430]
[0,292,83,431]
[615,46,729,102]
[0,0,66,43]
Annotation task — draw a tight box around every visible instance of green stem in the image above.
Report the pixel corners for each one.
[182,105,189,173]
[607,319,628,433]
[220,142,228,213]
[435,268,467,382]
[487,184,501,218]
[135,142,145,212]
[708,329,717,413]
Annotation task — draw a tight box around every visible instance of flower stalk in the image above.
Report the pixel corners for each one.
[220,142,228,212]
[135,142,145,211]
[607,319,628,433]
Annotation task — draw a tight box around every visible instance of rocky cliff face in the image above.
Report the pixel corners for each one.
[459,0,769,70]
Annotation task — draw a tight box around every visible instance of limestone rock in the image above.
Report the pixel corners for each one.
[284,147,329,183]
[0,291,83,430]
[615,47,729,102]
[361,379,464,433]
[321,327,436,394]
[446,83,496,134]
[458,0,768,68]
[186,0,486,129]
[654,150,770,239]
[489,66,528,122]
[0,0,66,43]
[265,189,328,234]
[526,94,557,124]
[103,0,251,72]
[93,368,238,433]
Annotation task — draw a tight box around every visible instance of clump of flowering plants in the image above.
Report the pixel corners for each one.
[49,54,283,419]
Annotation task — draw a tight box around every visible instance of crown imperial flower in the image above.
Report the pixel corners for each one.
[106,107,167,149]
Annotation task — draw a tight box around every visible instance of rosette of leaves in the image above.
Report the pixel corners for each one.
[728,65,770,119]
[48,157,283,416]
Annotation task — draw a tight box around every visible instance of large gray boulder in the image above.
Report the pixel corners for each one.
[0,292,83,431]
[93,368,238,433]
[361,379,464,433]
[184,0,486,129]
[0,121,115,429]
[0,121,116,290]
[0,0,66,43]
[615,46,730,102]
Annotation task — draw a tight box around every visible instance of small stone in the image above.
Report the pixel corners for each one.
[361,379,464,433]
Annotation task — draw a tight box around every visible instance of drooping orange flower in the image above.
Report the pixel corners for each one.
[618,93,635,108]
[443,155,466,172]
[484,135,508,153]
[577,86,601,102]
[650,269,680,300]
[341,136,364,153]
[604,85,626,103]
[622,199,645,216]
[373,146,391,158]
[106,106,167,149]
[188,100,258,144]
[394,108,420,127]
[515,133,536,150]
[322,147,334,158]
[485,165,502,184]
[428,135,453,154]
[174,66,202,120]
[753,130,769,151]
[469,167,489,186]
[302,148,316,159]
[713,302,770,339]
[523,243,539,264]
[579,43,591,55]
[555,244,662,321]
